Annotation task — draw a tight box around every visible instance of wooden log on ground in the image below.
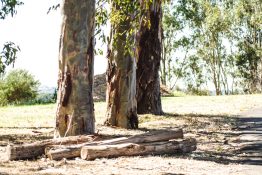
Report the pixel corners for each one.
[7,135,98,160]
[81,138,197,160]
[46,129,183,160]
[46,137,128,160]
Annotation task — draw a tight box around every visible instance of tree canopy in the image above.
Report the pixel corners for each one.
[161,0,262,94]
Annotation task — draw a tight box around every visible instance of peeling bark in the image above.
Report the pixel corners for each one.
[61,65,72,107]
[104,3,138,129]
[136,0,163,115]
[55,0,95,137]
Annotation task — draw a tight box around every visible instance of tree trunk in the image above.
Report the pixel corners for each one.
[81,138,196,160]
[136,0,163,115]
[104,3,138,129]
[161,35,167,86]
[55,0,96,136]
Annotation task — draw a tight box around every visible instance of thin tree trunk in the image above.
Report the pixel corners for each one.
[55,0,95,136]
[161,40,167,86]
[104,2,138,129]
[136,0,163,115]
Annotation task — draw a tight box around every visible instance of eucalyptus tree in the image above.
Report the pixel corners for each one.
[136,0,163,115]
[104,0,138,129]
[233,0,262,93]
[174,0,234,95]
[55,0,96,136]
[162,2,196,90]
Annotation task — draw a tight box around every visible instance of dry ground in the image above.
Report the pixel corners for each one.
[0,94,262,175]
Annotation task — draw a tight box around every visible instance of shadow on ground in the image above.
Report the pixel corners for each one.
[156,112,262,166]
[0,111,261,166]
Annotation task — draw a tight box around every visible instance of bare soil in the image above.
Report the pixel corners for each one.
[0,95,262,175]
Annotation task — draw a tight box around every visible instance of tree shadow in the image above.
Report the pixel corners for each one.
[0,127,54,145]
[159,113,262,166]
[0,112,261,165]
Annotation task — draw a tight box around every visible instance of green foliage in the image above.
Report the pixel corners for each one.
[0,0,23,19]
[161,2,193,88]
[186,86,210,96]
[1,0,22,75]
[96,0,156,56]
[26,92,57,105]
[0,81,8,106]
[35,88,57,104]
[0,69,40,105]
[0,42,20,74]
[173,90,187,97]
[162,0,261,95]
[110,0,140,56]
[232,0,262,93]
[235,42,261,93]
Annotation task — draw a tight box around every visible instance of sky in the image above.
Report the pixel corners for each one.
[0,0,107,87]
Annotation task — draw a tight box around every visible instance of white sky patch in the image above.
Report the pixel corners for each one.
[0,0,107,87]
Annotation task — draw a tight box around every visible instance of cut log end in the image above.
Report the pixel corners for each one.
[46,148,81,160]
[7,144,46,161]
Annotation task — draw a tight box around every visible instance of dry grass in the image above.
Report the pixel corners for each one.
[1,94,261,128]
[162,94,262,116]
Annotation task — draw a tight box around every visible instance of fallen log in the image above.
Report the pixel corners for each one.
[45,137,128,160]
[46,129,183,160]
[7,135,98,160]
[81,138,197,160]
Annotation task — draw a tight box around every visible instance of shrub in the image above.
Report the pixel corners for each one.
[0,79,7,106]
[0,69,40,105]
[187,87,210,96]
[29,91,57,105]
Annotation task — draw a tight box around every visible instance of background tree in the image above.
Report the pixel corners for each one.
[136,0,163,115]
[0,69,39,105]
[161,0,262,95]
[104,0,138,129]
[0,42,20,74]
[161,2,187,88]
[233,0,262,93]
[55,0,96,137]
[184,0,232,95]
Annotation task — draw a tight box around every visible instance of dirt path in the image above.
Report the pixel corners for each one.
[233,108,262,165]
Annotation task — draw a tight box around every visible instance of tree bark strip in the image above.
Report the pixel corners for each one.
[55,0,96,137]
[81,138,196,160]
